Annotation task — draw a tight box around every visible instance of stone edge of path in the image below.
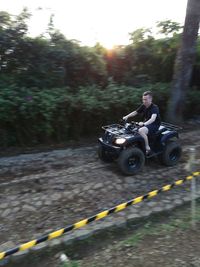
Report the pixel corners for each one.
[0,195,198,267]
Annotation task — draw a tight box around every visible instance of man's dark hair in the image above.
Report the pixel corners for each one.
[143,91,153,98]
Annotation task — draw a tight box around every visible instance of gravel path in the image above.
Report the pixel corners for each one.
[0,126,200,255]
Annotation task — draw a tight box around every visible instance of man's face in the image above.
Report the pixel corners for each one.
[142,95,152,107]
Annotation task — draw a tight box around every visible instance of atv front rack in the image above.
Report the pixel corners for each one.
[102,124,124,135]
[102,123,139,136]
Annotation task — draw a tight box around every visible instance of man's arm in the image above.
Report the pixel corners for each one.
[123,110,138,120]
[143,114,157,126]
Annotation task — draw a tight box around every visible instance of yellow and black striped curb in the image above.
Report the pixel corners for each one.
[0,171,200,260]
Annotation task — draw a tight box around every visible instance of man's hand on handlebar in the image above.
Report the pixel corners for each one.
[123,116,129,121]
[138,122,145,127]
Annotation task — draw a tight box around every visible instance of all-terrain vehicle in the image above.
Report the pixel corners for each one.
[98,121,182,175]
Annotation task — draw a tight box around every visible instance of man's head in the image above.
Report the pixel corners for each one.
[142,91,153,107]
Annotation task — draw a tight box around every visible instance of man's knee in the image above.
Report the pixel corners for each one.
[139,127,148,135]
[138,128,143,135]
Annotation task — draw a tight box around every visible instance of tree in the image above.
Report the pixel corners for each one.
[156,20,182,37]
[167,0,200,123]
[129,28,152,45]
[0,8,31,74]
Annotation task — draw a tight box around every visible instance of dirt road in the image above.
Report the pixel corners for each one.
[0,124,200,266]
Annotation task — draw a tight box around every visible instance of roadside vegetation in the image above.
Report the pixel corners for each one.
[68,202,200,267]
[1,9,200,147]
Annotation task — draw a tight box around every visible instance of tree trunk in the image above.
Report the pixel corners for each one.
[167,0,200,123]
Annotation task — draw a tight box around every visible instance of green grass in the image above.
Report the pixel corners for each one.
[122,203,200,247]
[58,202,200,266]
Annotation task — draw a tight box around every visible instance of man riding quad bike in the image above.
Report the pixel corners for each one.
[98,90,182,175]
[98,120,182,175]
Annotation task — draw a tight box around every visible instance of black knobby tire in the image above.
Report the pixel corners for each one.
[98,146,114,163]
[161,141,182,166]
[118,147,145,175]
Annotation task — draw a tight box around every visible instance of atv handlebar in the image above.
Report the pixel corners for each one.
[120,119,140,127]
[119,120,141,132]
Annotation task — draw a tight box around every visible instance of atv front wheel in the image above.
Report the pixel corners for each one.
[98,146,114,163]
[161,141,182,166]
[118,147,145,175]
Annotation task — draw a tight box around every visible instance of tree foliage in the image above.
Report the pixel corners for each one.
[0,10,200,146]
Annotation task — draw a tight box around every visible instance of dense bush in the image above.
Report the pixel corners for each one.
[1,82,198,147]
[185,88,200,118]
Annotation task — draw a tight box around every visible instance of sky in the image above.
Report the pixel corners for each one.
[0,0,188,48]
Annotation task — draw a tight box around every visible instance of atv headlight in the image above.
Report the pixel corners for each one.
[115,138,126,145]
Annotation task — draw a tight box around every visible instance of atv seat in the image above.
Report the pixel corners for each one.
[155,125,167,136]
[148,125,168,147]
[148,125,167,138]
[148,126,167,144]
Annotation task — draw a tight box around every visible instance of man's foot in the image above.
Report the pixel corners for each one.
[146,149,152,156]
[145,146,151,154]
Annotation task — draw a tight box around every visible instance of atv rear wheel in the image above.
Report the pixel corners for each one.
[161,141,182,166]
[118,147,145,175]
[98,146,114,163]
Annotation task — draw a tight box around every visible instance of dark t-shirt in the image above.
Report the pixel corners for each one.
[136,103,161,126]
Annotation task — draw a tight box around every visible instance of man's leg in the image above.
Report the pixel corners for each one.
[138,127,150,151]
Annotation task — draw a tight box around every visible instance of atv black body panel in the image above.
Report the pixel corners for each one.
[98,137,121,158]
[160,130,179,145]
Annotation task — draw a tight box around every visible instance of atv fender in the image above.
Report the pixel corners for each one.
[125,135,146,151]
[161,130,178,145]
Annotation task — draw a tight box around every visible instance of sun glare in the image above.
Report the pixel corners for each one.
[0,0,188,47]
[102,41,116,50]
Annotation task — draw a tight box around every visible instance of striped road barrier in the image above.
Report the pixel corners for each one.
[0,171,200,260]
